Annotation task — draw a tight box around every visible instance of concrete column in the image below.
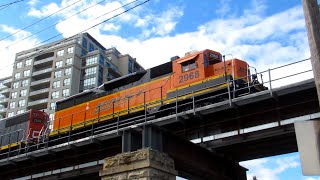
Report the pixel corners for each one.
[302,0,320,104]
[99,148,178,180]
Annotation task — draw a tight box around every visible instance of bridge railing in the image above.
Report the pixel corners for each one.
[0,58,314,160]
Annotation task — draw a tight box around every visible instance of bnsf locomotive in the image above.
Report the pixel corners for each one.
[0,49,264,152]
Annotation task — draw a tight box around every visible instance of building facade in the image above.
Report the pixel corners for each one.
[0,33,143,124]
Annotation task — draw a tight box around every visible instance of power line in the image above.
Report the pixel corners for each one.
[34,0,149,47]
[0,0,83,42]
[0,0,149,73]
[0,0,25,10]
[4,0,139,49]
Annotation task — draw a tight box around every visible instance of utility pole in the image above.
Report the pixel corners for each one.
[302,0,320,104]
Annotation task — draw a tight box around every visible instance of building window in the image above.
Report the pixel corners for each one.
[11,92,17,99]
[16,62,22,68]
[8,112,14,117]
[63,78,70,86]
[57,49,64,57]
[55,60,63,68]
[50,102,56,110]
[12,82,19,89]
[17,110,25,114]
[21,79,29,87]
[14,72,21,79]
[83,77,96,89]
[9,102,16,109]
[54,71,61,78]
[84,67,97,77]
[67,47,74,54]
[51,91,59,99]
[89,43,94,52]
[62,89,70,97]
[52,81,60,89]
[18,99,26,107]
[65,68,71,76]
[20,89,27,97]
[25,59,32,66]
[128,59,133,73]
[23,69,31,77]
[82,38,87,49]
[66,58,72,65]
[85,56,98,66]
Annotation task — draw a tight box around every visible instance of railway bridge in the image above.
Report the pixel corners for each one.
[0,59,317,180]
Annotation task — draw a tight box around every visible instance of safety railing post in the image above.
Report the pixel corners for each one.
[175,92,178,120]
[144,92,147,126]
[160,86,163,105]
[117,114,119,135]
[192,91,196,115]
[268,68,273,96]
[227,80,232,106]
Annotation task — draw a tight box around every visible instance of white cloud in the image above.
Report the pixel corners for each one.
[0,25,40,78]
[103,23,121,32]
[28,0,39,6]
[28,3,60,18]
[240,154,300,180]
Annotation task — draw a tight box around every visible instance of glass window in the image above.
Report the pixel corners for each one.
[11,92,17,98]
[83,77,96,89]
[50,102,56,110]
[25,59,32,66]
[54,71,61,78]
[14,72,21,79]
[52,81,60,89]
[17,110,25,114]
[82,38,87,49]
[63,78,70,86]
[128,59,133,73]
[66,58,72,65]
[23,69,31,77]
[16,62,22,68]
[85,56,98,66]
[65,68,71,76]
[18,99,25,107]
[9,102,15,109]
[85,67,96,76]
[57,49,64,57]
[51,91,59,99]
[21,79,29,87]
[20,89,27,97]
[8,112,14,117]
[12,82,19,89]
[62,89,70,97]
[181,59,196,72]
[55,60,63,68]
[67,47,74,54]
[89,43,94,52]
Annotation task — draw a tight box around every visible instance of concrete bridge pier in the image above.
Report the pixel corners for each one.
[99,148,177,180]
[100,125,247,180]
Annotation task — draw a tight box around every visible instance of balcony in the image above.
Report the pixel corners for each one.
[30,78,50,91]
[3,78,12,87]
[34,57,54,69]
[28,98,48,109]
[0,89,10,96]
[0,98,8,106]
[0,108,6,116]
[32,68,52,80]
[29,88,49,100]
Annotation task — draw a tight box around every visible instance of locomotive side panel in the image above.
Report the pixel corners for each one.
[53,76,172,131]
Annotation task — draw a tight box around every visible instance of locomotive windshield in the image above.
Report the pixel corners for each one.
[181,59,196,72]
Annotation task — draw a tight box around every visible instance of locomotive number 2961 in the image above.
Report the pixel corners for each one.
[179,70,199,83]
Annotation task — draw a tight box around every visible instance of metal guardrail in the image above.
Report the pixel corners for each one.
[0,58,313,161]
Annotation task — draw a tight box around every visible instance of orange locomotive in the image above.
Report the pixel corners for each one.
[52,49,263,134]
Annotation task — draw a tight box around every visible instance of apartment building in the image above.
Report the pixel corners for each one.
[0,33,143,122]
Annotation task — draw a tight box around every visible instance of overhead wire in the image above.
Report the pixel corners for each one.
[0,0,83,42]
[0,0,26,11]
[0,0,150,73]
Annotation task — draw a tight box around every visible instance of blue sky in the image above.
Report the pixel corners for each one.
[0,0,318,179]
